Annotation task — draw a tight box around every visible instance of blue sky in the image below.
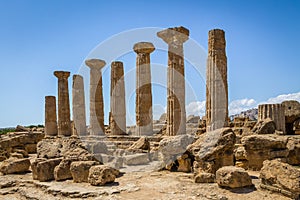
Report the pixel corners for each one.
[0,0,299,127]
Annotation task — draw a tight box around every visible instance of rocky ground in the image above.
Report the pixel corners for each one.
[1,128,299,199]
[0,161,290,200]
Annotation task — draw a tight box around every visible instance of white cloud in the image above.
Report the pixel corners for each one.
[264,92,300,104]
[177,92,300,119]
[186,101,206,117]
[229,98,257,115]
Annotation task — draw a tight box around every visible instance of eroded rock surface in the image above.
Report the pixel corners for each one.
[252,118,276,134]
[216,166,253,188]
[88,165,120,186]
[0,157,30,174]
[70,161,98,183]
[189,128,235,174]
[260,159,300,199]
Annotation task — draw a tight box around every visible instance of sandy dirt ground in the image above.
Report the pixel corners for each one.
[0,168,291,200]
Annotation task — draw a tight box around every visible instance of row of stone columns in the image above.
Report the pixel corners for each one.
[49,54,155,137]
[45,26,213,137]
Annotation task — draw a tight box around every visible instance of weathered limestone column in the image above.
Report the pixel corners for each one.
[110,61,126,135]
[45,96,58,136]
[258,104,286,133]
[133,42,155,136]
[54,71,71,136]
[85,59,105,136]
[206,29,228,132]
[157,26,189,136]
[72,74,87,136]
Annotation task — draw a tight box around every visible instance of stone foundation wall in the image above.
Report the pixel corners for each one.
[0,132,44,161]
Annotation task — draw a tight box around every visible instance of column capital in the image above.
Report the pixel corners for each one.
[54,71,70,79]
[73,74,83,82]
[45,95,56,101]
[133,42,155,54]
[157,26,189,44]
[208,29,225,39]
[85,59,106,71]
[111,61,123,67]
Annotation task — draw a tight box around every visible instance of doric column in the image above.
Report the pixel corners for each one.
[85,59,105,136]
[258,104,286,133]
[133,42,155,136]
[44,96,58,136]
[157,26,189,136]
[206,29,228,132]
[110,61,126,135]
[54,71,71,136]
[72,74,87,136]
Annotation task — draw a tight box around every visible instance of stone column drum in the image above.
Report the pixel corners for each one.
[206,29,228,132]
[85,59,106,136]
[258,104,286,133]
[45,96,58,136]
[72,74,87,136]
[54,71,72,136]
[134,42,155,136]
[110,61,126,135]
[157,26,189,136]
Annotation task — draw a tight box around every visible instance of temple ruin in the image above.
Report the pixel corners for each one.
[282,100,300,134]
[1,26,300,200]
[258,103,286,134]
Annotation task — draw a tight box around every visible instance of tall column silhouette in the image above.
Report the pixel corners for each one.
[157,26,189,136]
[72,74,87,136]
[110,61,126,135]
[54,71,71,136]
[45,96,58,136]
[206,29,228,132]
[85,59,106,136]
[134,42,155,136]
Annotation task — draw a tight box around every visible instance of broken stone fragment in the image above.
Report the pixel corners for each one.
[88,165,120,186]
[128,136,150,152]
[260,159,300,199]
[34,158,62,181]
[194,172,216,183]
[188,128,235,174]
[70,161,98,183]
[0,157,30,175]
[216,166,253,188]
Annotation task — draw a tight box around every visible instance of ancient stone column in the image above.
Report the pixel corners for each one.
[133,42,155,136]
[45,96,58,136]
[54,71,71,136]
[206,29,228,132]
[110,61,126,135]
[85,59,105,136]
[72,74,87,136]
[258,104,286,133]
[157,26,189,136]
